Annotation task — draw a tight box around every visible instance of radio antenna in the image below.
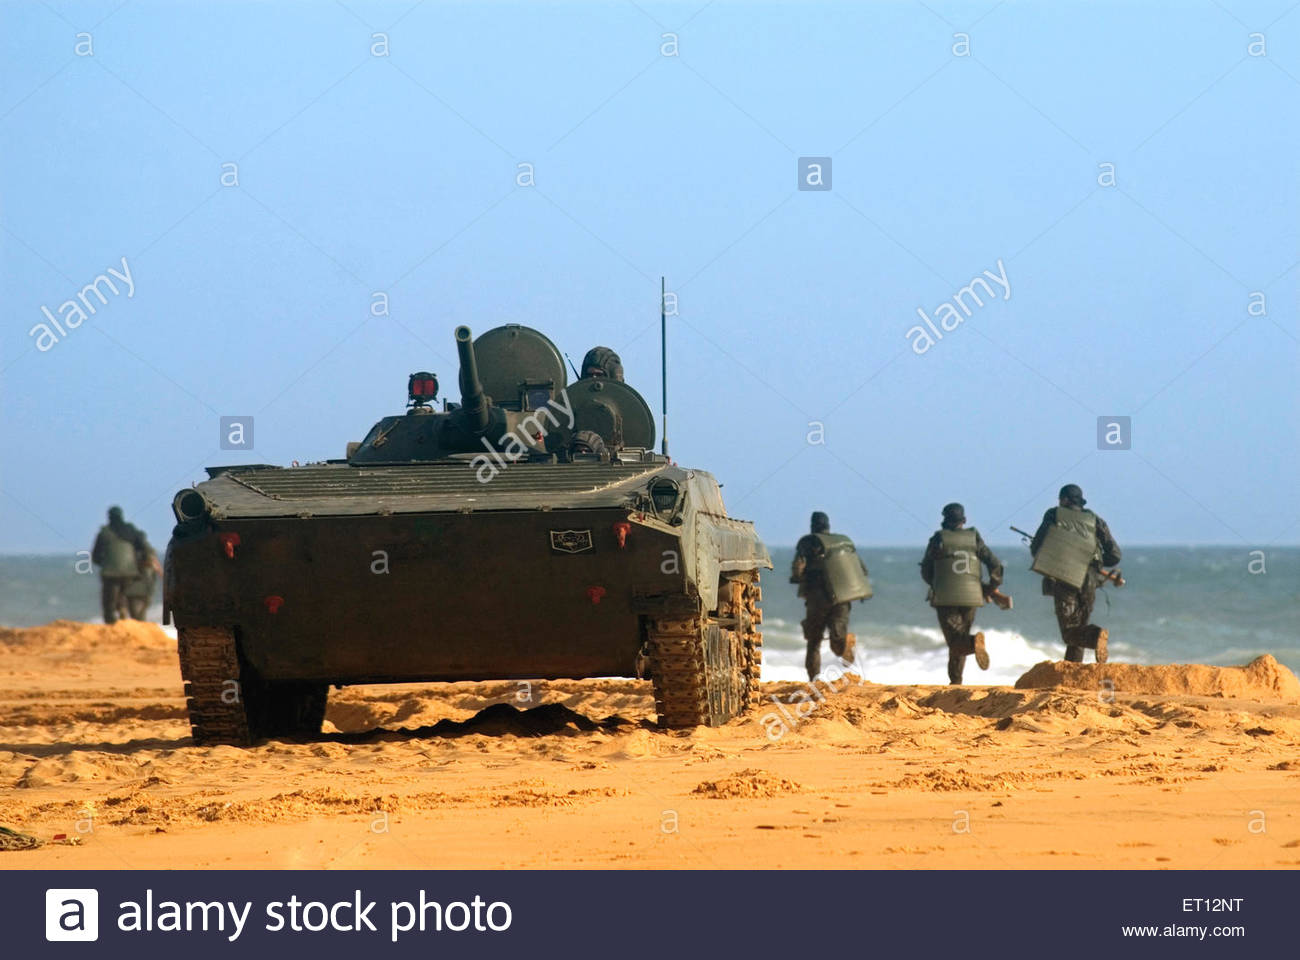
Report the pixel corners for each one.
[660,276,669,458]
[563,352,581,380]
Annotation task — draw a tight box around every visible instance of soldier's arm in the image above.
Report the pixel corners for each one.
[91,531,106,566]
[1029,508,1054,555]
[976,532,1003,589]
[790,537,808,583]
[919,535,938,585]
[1096,516,1121,567]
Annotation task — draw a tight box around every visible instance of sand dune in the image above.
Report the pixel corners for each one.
[1016,655,1300,699]
[2,621,1298,868]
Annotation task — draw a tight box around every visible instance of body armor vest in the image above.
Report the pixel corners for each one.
[930,527,985,607]
[805,533,873,604]
[1031,506,1100,589]
[98,529,139,578]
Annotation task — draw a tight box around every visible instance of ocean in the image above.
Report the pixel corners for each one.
[1,547,1296,686]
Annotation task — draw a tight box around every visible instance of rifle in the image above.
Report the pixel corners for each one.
[1011,525,1125,587]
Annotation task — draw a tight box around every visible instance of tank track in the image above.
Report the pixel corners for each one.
[739,578,763,712]
[647,574,763,728]
[177,626,328,745]
[177,625,253,746]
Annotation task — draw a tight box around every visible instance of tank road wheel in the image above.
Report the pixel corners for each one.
[177,626,328,745]
[177,626,254,746]
[646,573,764,728]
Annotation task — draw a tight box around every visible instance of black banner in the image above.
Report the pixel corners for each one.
[4,870,1289,956]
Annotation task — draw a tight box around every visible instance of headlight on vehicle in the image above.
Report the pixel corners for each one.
[648,477,681,516]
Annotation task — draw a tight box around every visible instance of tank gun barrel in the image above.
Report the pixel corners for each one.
[455,325,490,434]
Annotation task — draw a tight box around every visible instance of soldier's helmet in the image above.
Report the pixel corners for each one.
[581,346,624,382]
[1058,484,1086,506]
[810,511,830,533]
[941,502,965,528]
[570,430,609,457]
[108,505,124,522]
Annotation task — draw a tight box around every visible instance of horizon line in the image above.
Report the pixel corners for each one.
[2,543,1297,559]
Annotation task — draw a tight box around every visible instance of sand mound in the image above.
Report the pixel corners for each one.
[326,696,445,733]
[1015,655,1300,701]
[693,768,801,799]
[886,768,1029,792]
[17,753,144,788]
[0,619,174,652]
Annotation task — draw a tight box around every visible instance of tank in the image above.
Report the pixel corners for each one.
[164,324,772,745]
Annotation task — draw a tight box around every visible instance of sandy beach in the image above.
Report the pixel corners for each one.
[2,620,1298,870]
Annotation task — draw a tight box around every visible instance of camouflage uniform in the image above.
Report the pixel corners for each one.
[1031,506,1121,661]
[920,528,1002,684]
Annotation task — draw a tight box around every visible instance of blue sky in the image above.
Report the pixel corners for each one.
[2,0,1297,553]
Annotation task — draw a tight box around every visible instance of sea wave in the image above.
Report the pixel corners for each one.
[759,622,1117,685]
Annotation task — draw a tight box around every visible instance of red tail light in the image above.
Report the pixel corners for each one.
[217,532,241,559]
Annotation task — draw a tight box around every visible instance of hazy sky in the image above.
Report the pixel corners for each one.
[2,0,1297,554]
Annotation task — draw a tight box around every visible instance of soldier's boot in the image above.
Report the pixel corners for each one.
[805,641,821,682]
[840,633,857,664]
[1094,628,1109,664]
[947,653,965,685]
[972,632,989,671]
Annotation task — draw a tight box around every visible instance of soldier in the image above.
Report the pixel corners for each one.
[920,503,1003,684]
[1029,484,1121,663]
[91,506,147,624]
[122,536,162,620]
[790,511,872,680]
[581,346,624,382]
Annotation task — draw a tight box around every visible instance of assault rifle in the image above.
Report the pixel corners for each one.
[1010,525,1125,587]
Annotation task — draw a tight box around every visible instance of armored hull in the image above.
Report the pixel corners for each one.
[165,324,771,744]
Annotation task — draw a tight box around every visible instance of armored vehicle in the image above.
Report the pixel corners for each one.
[165,324,771,745]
